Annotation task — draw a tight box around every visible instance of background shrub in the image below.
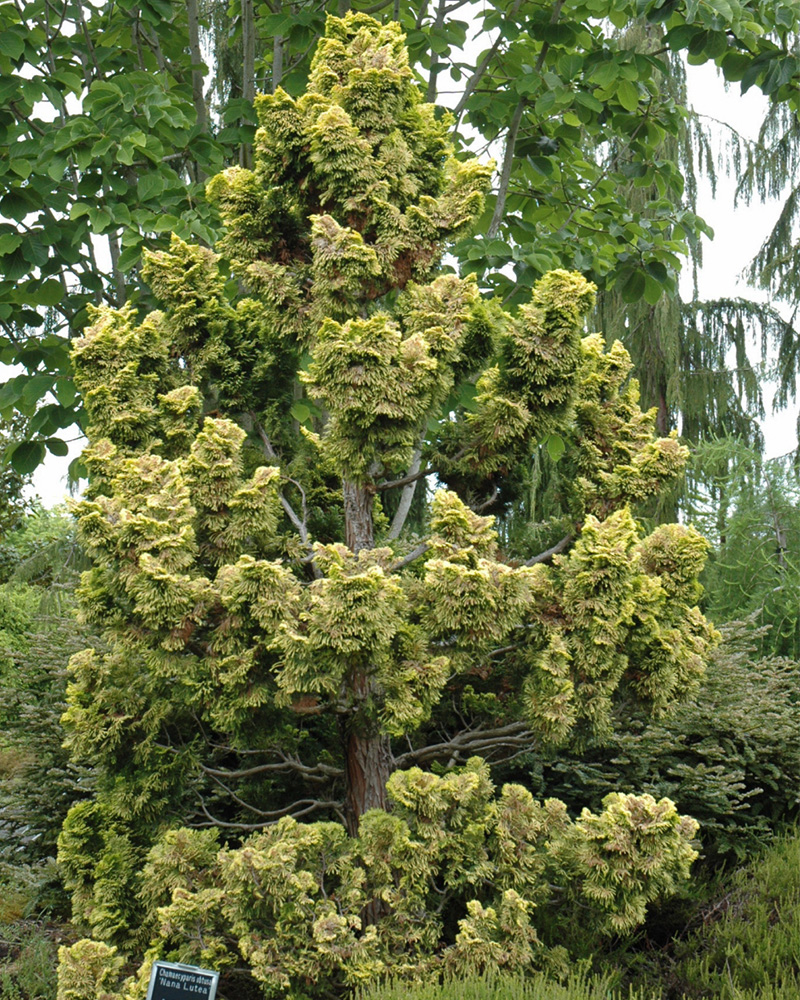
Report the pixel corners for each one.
[669,832,800,1000]
[528,620,800,863]
[356,969,657,1000]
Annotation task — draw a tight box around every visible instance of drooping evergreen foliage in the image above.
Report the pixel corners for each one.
[54,15,719,998]
[684,440,800,657]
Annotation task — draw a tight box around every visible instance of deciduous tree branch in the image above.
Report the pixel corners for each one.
[193,796,343,830]
[390,543,429,572]
[452,0,525,122]
[487,0,565,238]
[185,0,209,139]
[525,533,573,566]
[387,445,423,539]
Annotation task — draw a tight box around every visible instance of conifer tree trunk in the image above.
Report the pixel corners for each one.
[656,386,669,437]
[343,707,392,836]
[342,478,391,833]
[343,480,374,553]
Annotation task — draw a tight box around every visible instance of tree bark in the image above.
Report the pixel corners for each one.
[343,715,391,836]
[343,479,374,553]
[426,0,446,104]
[186,0,208,133]
[106,226,126,306]
[487,97,525,239]
[387,446,422,539]
[341,478,391,838]
[487,0,564,239]
[272,33,284,92]
[656,386,669,437]
[240,0,255,169]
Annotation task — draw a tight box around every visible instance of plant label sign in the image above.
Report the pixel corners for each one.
[145,961,219,1000]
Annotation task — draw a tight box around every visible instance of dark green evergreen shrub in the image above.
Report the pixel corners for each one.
[0,619,93,874]
[529,620,800,862]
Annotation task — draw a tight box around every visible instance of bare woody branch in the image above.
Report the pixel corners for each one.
[487,0,566,239]
[387,445,423,539]
[452,0,525,122]
[390,542,429,572]
[251,415,322,579]
[193,796,344,830]
[525,533,572,566]
[394,721,534,769]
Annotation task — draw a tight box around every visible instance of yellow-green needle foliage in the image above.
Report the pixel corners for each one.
[57,13,717,999]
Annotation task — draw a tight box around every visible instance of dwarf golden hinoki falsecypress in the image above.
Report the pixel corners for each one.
[57,13,717,998]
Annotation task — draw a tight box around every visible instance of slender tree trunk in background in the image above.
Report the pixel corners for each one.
[106,228,126,306]
[488,0,562,237]
[426,0,446,103]
[656,386,669,437]
[387,447,422,539]
[241,0,255,169]
[487,98,525,238]
[272,33,284,92]
[186,0,208,130]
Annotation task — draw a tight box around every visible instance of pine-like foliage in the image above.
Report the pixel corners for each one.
[532,619,800,864]
[56,14,718,999]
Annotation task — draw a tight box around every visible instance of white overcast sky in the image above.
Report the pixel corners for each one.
[684,61,798,462]
[15,55,800,506]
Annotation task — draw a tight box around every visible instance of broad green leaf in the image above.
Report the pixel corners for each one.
[642,274,663,305]
[546,434,566,462]
[137,173,165,201]
[0,192,33,223]
[0,27,25,60]
[0,378,24,409]
[21,374,56,409]
[34,279,64,306]
[45,436,69,457]
[88,207,112,233]
[9,439,45,474]
[706,0,734,19]
[616,80,640,111]
[117,244,143,272]
[0,233,22,255]
[290,401,311,423]
[69,203,92,221]
[9,158,32,179]
[0,248,28,280]
[620,268,647,303]
[645,260,669,282]
[54,379,78,407]
[47,155,68,181]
